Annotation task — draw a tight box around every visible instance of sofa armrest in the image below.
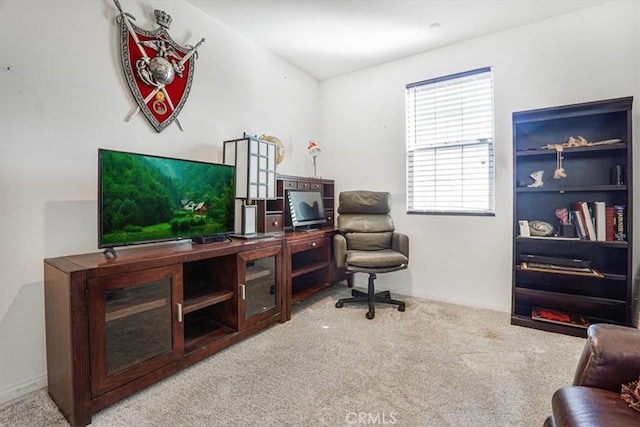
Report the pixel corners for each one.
[573,324,640,392]
[391,232,409,261]
[551,386,639,427]
[333,234,347,269]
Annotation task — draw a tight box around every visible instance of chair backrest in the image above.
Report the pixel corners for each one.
[337,191,395,251]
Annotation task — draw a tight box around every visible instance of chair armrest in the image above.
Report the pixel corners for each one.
[333,234,347,269]
[392,232,409,261]
[573,324,640,392]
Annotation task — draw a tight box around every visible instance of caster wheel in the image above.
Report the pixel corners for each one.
[335,301,344,308]
[398,304,406,312]
[366,311,375,319]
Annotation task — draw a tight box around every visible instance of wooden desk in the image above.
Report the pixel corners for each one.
[282,228,340,320]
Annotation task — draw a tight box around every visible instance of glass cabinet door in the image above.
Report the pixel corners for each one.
[88,265,183,396]
[238,246,281,329]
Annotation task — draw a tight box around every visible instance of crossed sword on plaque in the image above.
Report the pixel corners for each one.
[114,0,205,131]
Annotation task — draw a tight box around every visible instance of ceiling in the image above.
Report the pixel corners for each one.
[186,1,605,80]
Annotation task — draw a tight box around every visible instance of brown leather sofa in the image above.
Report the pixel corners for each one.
[544,324,640,426]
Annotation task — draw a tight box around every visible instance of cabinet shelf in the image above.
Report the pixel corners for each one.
[515,236,628,247]
[515,142,626,157]
[245,266,271,281]
[516,265,626,281]
[513,307,624,335]
[291,261,330,278]
[514,287,627,306]
[516,185,626,193]
[291,281,331,304]
[183,289,234,314]
[511,315,586,337]
[184,317,235,353]
[105,298,168,322]
[512,314,623,336]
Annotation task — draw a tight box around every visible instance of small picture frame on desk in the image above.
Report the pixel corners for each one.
[518,220,530,237]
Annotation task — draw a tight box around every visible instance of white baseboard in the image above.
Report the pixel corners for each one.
[405,287,510,313]
[0,373,47,407]
[347,279,510,313]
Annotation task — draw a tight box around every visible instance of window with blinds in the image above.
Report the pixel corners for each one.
[406,67,495,215]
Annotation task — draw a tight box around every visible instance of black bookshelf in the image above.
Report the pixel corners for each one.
[512,96,634,337]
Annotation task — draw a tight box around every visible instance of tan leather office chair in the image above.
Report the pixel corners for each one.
[333,190,408,319]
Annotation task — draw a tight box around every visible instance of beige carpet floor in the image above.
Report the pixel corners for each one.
[0,284,585,426]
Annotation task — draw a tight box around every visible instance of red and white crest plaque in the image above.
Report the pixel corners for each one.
[114,0,204,132]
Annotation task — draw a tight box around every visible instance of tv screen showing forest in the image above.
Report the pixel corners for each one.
[99,149,235,248]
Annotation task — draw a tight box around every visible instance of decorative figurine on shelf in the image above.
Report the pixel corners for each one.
[555,207,575,238]
[553,145,567,179]
[113,0,205,132]
[541,136,623,180]
[308,140,321,177]
[555,208,569,225]
[527,170,544,188]
[542,136,622,150]
[529,220,554,237]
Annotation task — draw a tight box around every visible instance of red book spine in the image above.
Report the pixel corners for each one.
[605,206,615,241]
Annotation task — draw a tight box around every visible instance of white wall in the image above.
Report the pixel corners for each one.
[320,1,640,309]
[0,0,319,404]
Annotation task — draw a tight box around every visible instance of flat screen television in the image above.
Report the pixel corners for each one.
[287,190,326,229]
[98,149,235,250]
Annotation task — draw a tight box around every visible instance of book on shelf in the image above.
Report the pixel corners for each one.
[520,254,591,268]
[520,262,604,278]
[577,201,596,240]
[571,209,587,240]
[605,206,615,241]
[531,306,590,329]
[593,201,606,242]
[614,205,627,242]
[520,235,580,241]
[526,262,593,273]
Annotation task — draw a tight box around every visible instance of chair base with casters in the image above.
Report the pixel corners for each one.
[335,273,406,319]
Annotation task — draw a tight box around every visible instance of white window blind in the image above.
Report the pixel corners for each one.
[406,67,494,215]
